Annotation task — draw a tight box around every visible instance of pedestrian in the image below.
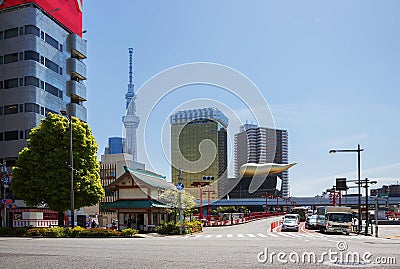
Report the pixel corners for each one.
[91,220,97,229]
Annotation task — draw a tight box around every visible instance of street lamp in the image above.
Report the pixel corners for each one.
[60,110,74,228]
[329,144,364,234]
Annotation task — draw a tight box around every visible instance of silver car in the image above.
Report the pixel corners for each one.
[305,214,318,229]
[281,218,299,232]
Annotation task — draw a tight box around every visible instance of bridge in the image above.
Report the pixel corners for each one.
[197,196,400,211]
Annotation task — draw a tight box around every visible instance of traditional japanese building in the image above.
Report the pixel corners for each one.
[103,167,173,231]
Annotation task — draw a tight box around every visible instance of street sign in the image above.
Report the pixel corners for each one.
[2,175,10,185]
[176,182,184,191]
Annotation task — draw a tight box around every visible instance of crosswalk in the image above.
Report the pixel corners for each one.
[168,232,387,241]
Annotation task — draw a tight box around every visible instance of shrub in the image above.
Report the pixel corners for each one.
[64,226,86,237]
[156,220,202,235]
[121,228,138,237]
[80,228,121,237]
[0,227,30,236]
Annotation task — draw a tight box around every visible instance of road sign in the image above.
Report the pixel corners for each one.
[176,182,184,191]
[3,175,10,185]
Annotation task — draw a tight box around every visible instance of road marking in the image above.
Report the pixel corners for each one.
[237,234,245,238]
[227,234,233,238]
[204,234,213,238]
[215,234,222,238]
[257,234,268,238]
[278,232,291,237]
[268,233,279,237]
[194,234,204,238]
[247,234,256,238]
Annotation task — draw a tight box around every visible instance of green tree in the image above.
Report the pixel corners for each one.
[11,113,104,224]
[159,189,196,223]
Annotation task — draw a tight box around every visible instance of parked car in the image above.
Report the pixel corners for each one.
[305,214,318,229]
[281,218,299,232]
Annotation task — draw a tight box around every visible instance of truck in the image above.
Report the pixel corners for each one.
[317,206,352,235]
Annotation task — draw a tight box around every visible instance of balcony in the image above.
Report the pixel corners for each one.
[67,34,87,59]
[66,80,87,101]
[67,103,87,122]
[67,58,87,80]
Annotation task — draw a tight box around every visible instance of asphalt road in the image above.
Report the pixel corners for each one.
[0,217,399,269]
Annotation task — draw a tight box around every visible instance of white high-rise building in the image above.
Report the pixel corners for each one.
[122,48,140,160]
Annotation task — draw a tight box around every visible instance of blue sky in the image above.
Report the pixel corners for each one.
[83,0,400,196]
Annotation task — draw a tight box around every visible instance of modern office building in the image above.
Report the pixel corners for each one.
[0,0,87,168]
[170,107,228,200]
[104,137,125,155]
[233,124,289,198]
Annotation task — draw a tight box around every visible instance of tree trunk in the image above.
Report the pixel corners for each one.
[58,211,65,227]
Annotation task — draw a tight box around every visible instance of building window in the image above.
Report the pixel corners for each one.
[4,78,19,89]
[4,130,19,141]
[25,76,40,87]
[59,67,62,75]
[25,129,31,139]
[40,80,44,89]
[45,33,59,50]
[25,25,40,37]
[4,28,18,39]
[0,107,3,115]
[19,104,23,113]
[45,83,61,98]
[4,53,18,64]
[0,31,3,40]
[19,78,23,86]
[24,50,40,62]
[0,132,3,141]
[41,31,44,40]
[45,58,59,73]
[19,130,24,140]
[19,27,24,36]
[4,104,18,115]
[25,103,40,114]
[40,106,44,115]
[60,44,63,52]
[0,81,3,89]
[40,56,44,64]
[0,56,3,64]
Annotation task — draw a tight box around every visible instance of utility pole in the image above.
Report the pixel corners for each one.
[177,169,184,235]
[374,194,378,237]
[1,161,8,227]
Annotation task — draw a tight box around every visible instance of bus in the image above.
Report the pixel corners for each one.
[291,207,307,222]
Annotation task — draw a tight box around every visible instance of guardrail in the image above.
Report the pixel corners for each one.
[202,212,284,227]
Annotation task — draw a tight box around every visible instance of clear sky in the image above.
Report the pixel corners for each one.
[83,0,400,197]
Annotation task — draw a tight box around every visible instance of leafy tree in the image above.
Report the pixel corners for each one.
[159,189,196,223]
[11,113,104,224]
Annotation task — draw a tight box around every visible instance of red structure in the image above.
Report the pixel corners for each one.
[202,189,216,221]
[192,182,210,220]
[0,0,83,36]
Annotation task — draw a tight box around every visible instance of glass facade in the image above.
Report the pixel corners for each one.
[170,108,228,199]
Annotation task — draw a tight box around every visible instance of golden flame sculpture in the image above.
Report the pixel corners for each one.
[239,162,297,177]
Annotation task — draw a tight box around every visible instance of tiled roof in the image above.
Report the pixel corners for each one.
[125,167,174,190]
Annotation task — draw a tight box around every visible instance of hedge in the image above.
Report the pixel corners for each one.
[156,220,202,235]
[17,226,139,238]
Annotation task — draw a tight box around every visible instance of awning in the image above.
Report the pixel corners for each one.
[103,200,170,209]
